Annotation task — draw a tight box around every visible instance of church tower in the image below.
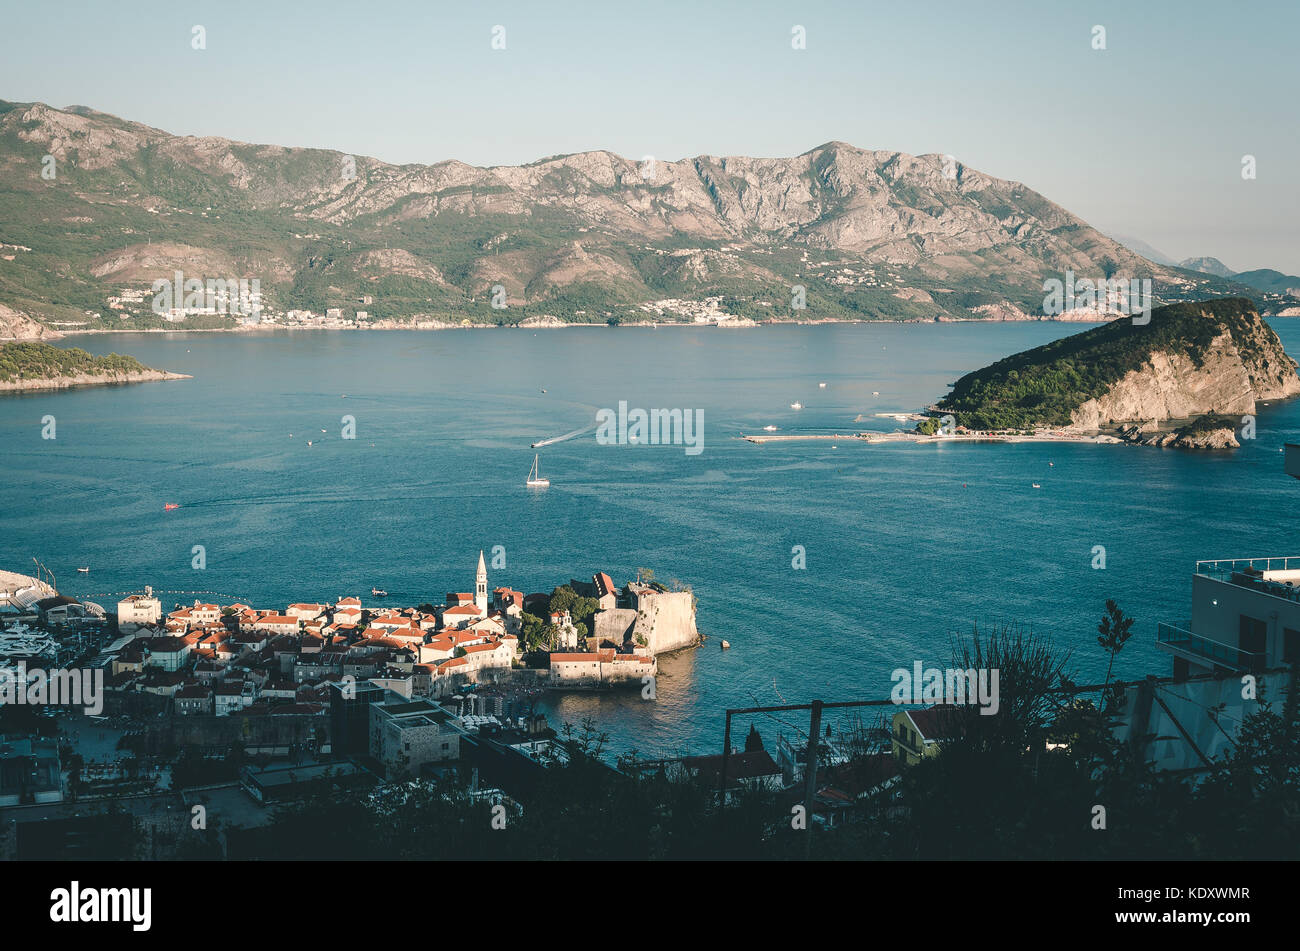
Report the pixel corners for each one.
[475,549,488,615]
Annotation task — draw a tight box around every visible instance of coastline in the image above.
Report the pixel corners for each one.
[0,369,191,393]
[24,314,1120,339]
[741,430,1121,445]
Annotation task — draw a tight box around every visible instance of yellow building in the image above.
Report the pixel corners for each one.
[891,705,962,766]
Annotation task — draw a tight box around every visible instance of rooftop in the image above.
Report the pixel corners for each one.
[1195,557,1300,606]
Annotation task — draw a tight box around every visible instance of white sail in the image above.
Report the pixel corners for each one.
[526,454,550,487]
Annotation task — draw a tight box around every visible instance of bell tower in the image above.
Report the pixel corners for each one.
[475,550,488,615]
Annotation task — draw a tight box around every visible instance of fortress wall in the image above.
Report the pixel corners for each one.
[633,591,699,655]
[593,608,637,646]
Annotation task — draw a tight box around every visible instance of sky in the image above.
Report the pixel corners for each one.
[2,0,1297,273]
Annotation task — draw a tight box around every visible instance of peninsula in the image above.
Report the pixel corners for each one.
[927,297,1300,449]
[0,341,189,393]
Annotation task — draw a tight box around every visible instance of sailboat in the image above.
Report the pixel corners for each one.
[526,454,550,488]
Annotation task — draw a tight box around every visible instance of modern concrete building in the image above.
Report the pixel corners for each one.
[328,679,387,757]
[1158,557,1300,679]
[368,698,460,778]
[0,736,61,806]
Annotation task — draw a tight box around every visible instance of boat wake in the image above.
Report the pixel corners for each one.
[531,423,595,448]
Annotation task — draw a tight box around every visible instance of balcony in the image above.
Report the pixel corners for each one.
[1194,557,1300,605]
[1157,621,1264,673]
[893,732,923,757]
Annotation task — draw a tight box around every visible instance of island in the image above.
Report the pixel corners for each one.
[925,297,1300,449]
[0,341,189,393]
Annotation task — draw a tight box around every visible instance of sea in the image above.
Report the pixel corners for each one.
[3,320,1299,757]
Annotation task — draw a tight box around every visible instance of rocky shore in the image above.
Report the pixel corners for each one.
[0,368,190,393]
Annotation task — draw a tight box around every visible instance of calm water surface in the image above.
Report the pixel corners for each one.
[4,321,1299,756]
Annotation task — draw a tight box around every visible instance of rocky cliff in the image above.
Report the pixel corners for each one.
[938,298,1299,443]
[1069,302,1299,430]
[0,368,189,392]
[0,304,62,341]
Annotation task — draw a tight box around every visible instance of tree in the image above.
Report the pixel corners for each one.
[547,586,579,617]
[1096,599,1135,702]
[520,612,547,651]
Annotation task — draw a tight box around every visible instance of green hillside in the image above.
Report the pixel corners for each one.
[0,341,152,383]
[936,298,1270,429]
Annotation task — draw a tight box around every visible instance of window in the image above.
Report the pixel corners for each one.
[1239,615,1267,666]
[1285,628,1300,665]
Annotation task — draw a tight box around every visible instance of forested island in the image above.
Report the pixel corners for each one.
[927,297,1300,448]
[0,342,188,392]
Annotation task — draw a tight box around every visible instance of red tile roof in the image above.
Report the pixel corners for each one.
[906,705,965,741]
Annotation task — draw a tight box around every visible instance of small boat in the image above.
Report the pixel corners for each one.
[77,567,89,573]
[164,503,180,511]
[872,391,879,396]
[1032,483,1041,489]
[818,382,827,389]
[526,454,550,488]
[307,440,312,446]
[763,425,778,432]
[320,429,327,433]
[790,401,803,410]
[1049,462,1054,467]
[720,639,731,649]
[371,588,388,597]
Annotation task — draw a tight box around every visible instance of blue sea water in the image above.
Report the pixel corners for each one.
[3,321,1299,756]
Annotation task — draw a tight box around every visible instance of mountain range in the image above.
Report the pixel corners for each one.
[1174,256,1300,297]
[0,99,1290,335]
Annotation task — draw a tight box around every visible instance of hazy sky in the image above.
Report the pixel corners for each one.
[3,0,1296,272]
